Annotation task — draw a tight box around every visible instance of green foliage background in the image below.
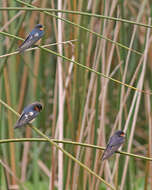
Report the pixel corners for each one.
[0,0,152,190]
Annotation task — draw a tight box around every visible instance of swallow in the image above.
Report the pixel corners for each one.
[14,102,43,129]
[18,24,44,52]
[102,130,126,161]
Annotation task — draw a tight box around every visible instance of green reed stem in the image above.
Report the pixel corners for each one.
[0,30,151,95]
[0,7,152,29]
[15,0,142,56]
[0,99,115,190]
[0,138,151,161]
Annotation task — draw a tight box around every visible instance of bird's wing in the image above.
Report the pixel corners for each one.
[107,135,125,147]
[102,143,122,161]
[18,34,41,52]
[14,111,38,128]
[19,34,33,48]
[18,29,44,52]
[102,135,125,161]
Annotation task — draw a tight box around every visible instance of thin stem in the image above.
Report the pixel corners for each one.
[38,46,151,95]
[0,138,151,161]
[0,7,151,29]
[0,99,115,190]
[29,125,115,190]
[0,30,151,95]
[0,39,77,59]
[16,0,143,56]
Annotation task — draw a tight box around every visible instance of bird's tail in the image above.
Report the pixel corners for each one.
[14,125,19,129]
[14,123,22,129]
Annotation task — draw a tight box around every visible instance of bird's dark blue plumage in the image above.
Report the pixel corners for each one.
[102,130,126,161]
[14,102,43,129]
[18,24,44,52]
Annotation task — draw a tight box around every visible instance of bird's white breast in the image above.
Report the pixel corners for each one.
[34,32,39,37]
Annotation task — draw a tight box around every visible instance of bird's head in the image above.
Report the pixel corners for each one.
[117,130,126,137]
[35,24,44,31]
[33,102,43,112]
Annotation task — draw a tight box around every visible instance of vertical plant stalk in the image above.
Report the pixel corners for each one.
[3,67,17,185]
[0,159,28,190]
[72,1,86,189]
[57,1,64,190]
[120,18,151,190]
[92,0,109,186]
[90,38,103,190]
[21,130,31,182]
[93,15,121,189]
[19,56,31,183]
[119,0,146,130]
[33,0,46,94]
[145,83,152,189]
[114,13,138,190]
[17,60,28,113]
[83,4,97,188]
[0,98,116,190]
[49,71,58,190]
[50,1,59,188]
[2,0,16,185]
[110,57,143,179]
[30,125,115,190]
[0,11,23,32]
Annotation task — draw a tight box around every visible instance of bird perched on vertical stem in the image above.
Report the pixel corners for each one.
[18,24,44,52]
[102,130,126,161]
[14,102,43,129]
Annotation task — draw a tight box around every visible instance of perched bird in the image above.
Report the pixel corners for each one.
[14,102,43,129]
[18,24,44,52]
[102,130,126,161]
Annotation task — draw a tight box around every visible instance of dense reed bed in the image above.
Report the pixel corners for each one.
[0,0,152,190]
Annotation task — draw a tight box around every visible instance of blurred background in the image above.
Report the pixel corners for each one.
[0,0,152,190]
